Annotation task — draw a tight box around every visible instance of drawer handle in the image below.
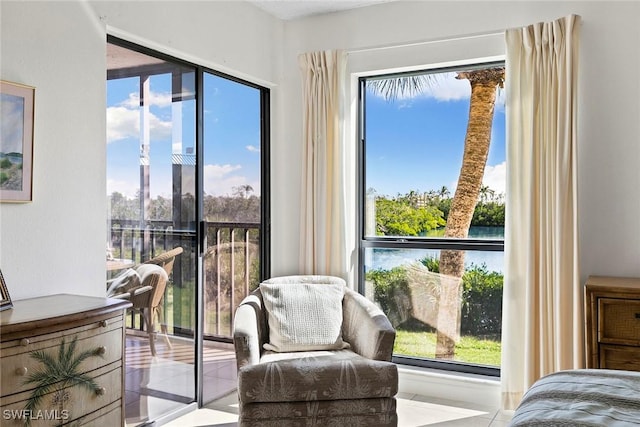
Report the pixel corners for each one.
[96,346,107,356]
[20,338,30,346]
[99,320,109,328]
[95,387,106,396]
[635,313,640,319]
[15,367,28,376]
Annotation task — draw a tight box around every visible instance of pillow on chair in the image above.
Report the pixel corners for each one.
[260,280,350,352]
[107,268,140,297]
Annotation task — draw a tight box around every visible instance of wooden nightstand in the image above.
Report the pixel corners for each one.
[585,276,640,371]
[0,294,131,426]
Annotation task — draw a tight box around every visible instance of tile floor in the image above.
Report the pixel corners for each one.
[124,334,513,426]
[124,335,238,426]
[163,389,514,427]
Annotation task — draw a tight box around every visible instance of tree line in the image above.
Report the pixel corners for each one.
[373,186,504,237]
[109,185,260,224]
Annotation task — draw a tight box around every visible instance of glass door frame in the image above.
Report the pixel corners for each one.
[107,34,270,412]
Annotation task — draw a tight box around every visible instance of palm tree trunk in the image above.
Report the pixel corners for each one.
[435,69,503,359]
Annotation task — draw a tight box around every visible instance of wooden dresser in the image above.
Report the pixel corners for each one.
[0,294,131,426]
[585,276,640,371]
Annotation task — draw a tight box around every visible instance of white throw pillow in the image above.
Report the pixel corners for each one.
[106,268,140,297]
[260,281,349,352]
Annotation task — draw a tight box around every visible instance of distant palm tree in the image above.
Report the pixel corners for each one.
[23,336,103,426]
[368,66,504,359]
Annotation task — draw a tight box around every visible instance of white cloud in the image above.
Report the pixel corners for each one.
[122,91,172,108]
[203,163,261,196]
[446,161,506,198]
[107,178,139,198]
[106,94,173,144]
[106,106,139,142]
[482,161,506,196]
[246,145,260,153]
[425,73,471,101]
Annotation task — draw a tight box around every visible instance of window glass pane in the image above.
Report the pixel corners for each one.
[361,64,505,371]
[202,73,262,337]
[107,42,197,424]
[363,247,503,367]
[364,68,505,240]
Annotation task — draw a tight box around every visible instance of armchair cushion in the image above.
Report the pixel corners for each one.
[260,281,349,352]
[238,349,398,404]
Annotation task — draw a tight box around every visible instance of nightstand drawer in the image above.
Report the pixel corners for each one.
[1,326,123,397]
[0,364,121,426]
[598,298,640,345]
[600,344,640,371]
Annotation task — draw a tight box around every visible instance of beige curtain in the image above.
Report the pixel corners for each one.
[298,50,348,277]
[501,14,582,410]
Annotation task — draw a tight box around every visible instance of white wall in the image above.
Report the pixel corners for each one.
[273,1,640,286]
[0,2,108,299]
[2,0,639,300]
[0,0,282,300]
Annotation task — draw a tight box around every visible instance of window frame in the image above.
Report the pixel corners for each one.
[356,63,505,377]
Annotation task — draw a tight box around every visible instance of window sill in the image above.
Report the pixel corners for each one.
[398,365,501,408]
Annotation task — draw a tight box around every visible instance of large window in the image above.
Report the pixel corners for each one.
[359,63,505,376]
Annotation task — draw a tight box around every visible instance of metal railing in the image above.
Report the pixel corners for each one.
[108,219,261,340]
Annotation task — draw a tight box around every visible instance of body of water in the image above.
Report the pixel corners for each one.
[367,226,505,273]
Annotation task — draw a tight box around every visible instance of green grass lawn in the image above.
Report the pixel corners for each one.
[395,329,501,367]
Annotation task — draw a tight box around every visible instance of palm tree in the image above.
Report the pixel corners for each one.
[23,336,103,426]
[369,66,505,359]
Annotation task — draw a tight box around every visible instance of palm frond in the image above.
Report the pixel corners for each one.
[63,373,100,394]
[60,337,78,371]
[367,74,440,101]
[23,370,63,387]
[22,335,103,423]
[28,349,59,371]
[67,348,104,373]
[23,381,57,425]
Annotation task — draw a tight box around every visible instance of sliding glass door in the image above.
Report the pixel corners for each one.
[106,36,269,424]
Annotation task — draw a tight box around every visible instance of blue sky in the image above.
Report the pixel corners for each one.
[0,93,25,155]
[107,69,504,201]
[106,73,261,198]
[365,71,505,198]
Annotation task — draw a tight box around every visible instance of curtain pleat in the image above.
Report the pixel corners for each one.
[298,50,347,277]
[501,14,582,410]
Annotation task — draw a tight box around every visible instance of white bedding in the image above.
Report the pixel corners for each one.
[510,369,640,426]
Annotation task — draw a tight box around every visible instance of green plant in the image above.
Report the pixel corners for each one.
[461,263,503,337]
[0,158,12,169]
[23,336,104,425]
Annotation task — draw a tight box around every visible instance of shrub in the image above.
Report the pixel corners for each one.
[0,158,11,169]
[367,258,503,338]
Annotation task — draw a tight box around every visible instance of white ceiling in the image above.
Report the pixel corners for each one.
[248,0,396,20]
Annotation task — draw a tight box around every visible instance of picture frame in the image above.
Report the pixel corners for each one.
[0,269,13,311]
[1,80,35,203]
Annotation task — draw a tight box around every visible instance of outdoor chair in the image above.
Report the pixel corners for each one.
[233,275,398,426]
[112,263,169,356]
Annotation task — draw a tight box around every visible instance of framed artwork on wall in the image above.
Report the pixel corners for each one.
[1,80,34,202]
[0,269,12,311]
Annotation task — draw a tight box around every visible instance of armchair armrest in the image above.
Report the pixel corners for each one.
[233,292,267,370]
[342,288,396,361]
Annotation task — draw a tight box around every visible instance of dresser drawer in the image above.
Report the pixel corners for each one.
[598,298,640,345]
[599,344,640,371]
[0,364,121,426]
[1,324,123,397]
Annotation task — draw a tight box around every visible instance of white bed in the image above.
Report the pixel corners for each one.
[510,369,640,426]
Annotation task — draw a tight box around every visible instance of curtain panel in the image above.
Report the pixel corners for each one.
[501,14,583,410]
[298,50,348,278]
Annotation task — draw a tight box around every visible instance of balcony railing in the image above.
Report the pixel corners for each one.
[108,219,261,341]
